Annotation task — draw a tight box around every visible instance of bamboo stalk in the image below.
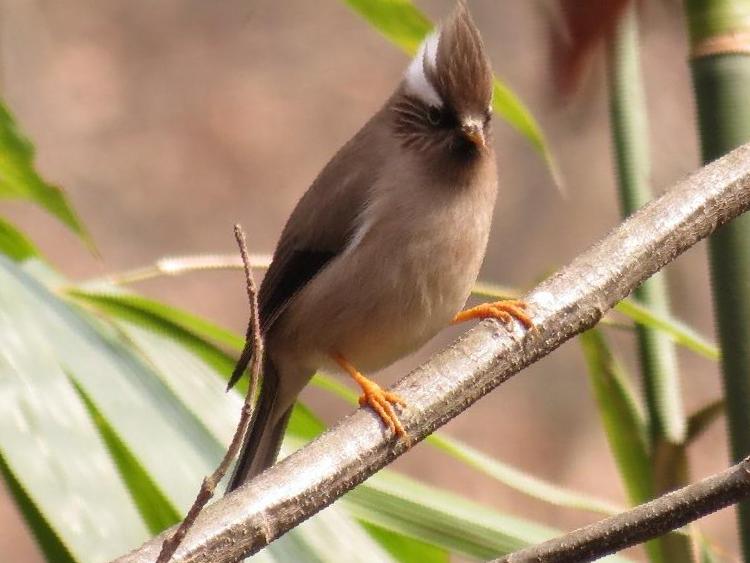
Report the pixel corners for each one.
[685,0,750,557]
[607,4,686,448]
[606,7,691,560]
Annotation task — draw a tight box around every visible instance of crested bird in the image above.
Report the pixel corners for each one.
[226,3,531,492]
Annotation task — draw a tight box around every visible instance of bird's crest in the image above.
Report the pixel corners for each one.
[403,3,493,114]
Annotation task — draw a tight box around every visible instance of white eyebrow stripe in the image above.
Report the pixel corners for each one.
[404,30,443,108]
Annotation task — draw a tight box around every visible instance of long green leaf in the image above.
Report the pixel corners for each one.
[341,0,561,186]
[607,10,691,559]
[580,329,669,562]
[686,398,725,444]
[345,470,554,559]
[0,101,91,247]
[579,329,652,505]
[343,470,630,562]
[360,523,449,563]
[68,374,181,535]
[68,289,241,382]
[0,258,152,561]
[615,298,719,361]
[0,453,75,563]
[426,433,623,516]
[0,217,39,261]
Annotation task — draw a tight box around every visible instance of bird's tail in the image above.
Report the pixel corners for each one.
[226,359,292,492]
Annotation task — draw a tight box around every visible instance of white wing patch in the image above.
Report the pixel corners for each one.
[404,29,442,108]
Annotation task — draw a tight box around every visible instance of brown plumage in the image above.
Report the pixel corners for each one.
[227,3,505,491]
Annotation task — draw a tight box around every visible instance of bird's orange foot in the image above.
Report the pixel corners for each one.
[453,299,533,329]
[356,377,407,438]
[332,352,407,439]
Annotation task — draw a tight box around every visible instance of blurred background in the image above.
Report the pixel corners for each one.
[0,0,730,560]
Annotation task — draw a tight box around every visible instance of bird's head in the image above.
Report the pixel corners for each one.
[392,3,493,162]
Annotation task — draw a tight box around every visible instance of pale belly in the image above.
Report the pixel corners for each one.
[272,189,494,375]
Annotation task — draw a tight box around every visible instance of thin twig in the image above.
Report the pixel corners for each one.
[496,457,750,562]
[155,225,263,563]
[116,143,750,563]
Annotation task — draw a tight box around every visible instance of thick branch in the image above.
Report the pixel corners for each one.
[497,457,750,562]
[115,143,750,563]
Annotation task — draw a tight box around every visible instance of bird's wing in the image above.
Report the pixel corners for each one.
[258,247,337,332]
[226,115,386,391]
[259,115,388,335]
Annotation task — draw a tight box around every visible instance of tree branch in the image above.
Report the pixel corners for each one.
[496,457,750,562]
[114,143,750,563]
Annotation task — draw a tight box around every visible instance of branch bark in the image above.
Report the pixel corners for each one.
[496,457,750,562]
[115,143,750,563]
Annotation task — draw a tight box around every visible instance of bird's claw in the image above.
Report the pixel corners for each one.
[453,299,533,329]
[357,378,407,439]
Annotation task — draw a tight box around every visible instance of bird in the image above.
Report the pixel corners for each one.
[226,2,531,492]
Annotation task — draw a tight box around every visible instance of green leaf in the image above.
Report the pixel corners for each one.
[0,453,75,563]
[343,0,431,52]
[579,329,652,505]
[345,468,556,559]
[471,281,520,300]
[0,257,153,561]
[579,329,669,562]
[687,398,725,444]
[359,523,450,563]
[341,0,561,186]
[343,470,631,562]
[0,101,92,248]
[67,374,181,535]
[615,298,719,361]
[0,216,39,261]
[67,289,241,388]
[698,535,724,563]
[426,433,623,516]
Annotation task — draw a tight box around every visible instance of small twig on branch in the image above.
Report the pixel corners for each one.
[154,225,263,563]
[116,143,750,563]
[496,457,750,562]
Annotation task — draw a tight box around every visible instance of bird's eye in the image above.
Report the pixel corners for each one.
[427,106,443,126]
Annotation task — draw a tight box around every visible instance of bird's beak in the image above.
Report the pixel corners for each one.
[460,119,486,151]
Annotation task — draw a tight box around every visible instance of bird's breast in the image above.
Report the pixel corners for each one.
[271,168,498,375]
[334,177,496,370]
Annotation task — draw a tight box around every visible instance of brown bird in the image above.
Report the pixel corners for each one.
[227,2,531,492]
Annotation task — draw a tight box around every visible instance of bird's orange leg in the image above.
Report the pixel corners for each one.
[331,352,407,438]
[452,299,533,329]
